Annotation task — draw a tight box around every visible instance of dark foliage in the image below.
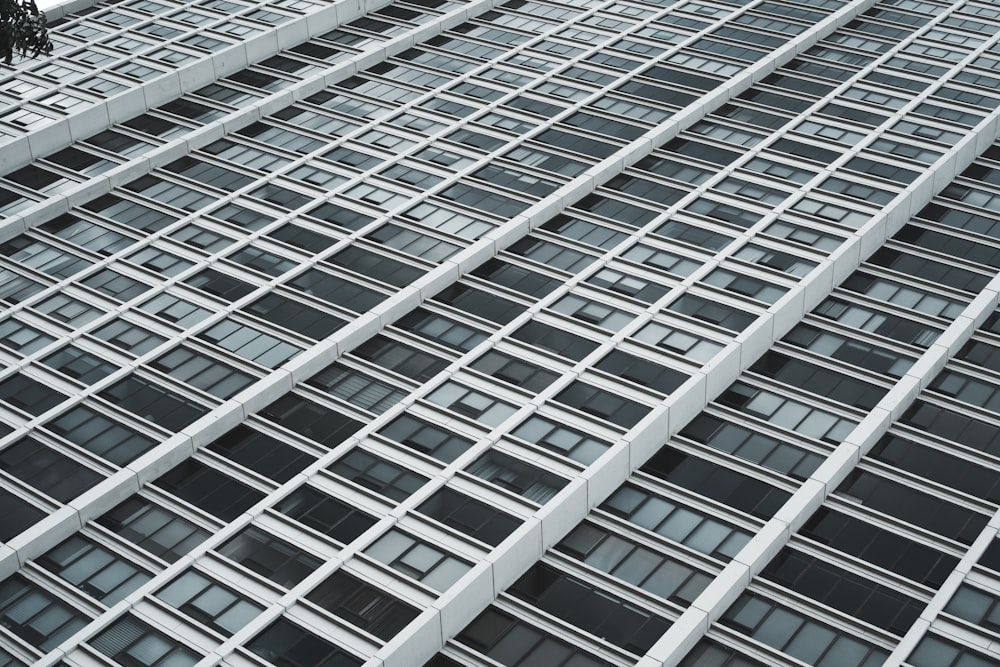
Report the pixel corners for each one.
[1,0,52,65]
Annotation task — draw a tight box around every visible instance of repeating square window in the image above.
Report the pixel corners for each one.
[365,529,472,591]
[90,614,201,666]
[157,569,263,635]
[0,576,91,652]
[38,535,152,605]
[248,617,362,667]
[274,486,377,543]
[306,570,419,640]
[218,525,322,589]
[417,487,520,546]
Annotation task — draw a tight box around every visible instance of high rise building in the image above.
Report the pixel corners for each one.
[0,0,999,665]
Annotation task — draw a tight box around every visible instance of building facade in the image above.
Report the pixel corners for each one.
[0,0,1000,665]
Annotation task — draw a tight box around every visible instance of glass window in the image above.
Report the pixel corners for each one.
[557,522,711,605]
[762,548,922,635]
[468,349,560,393]
[273,485,377,543]
[721,592,888,667]
[90,614,201,666]
[306,570,419,640]
[248,617,361,666]
[328,448,428,502]
[643,446,789,520]
[157,459,265,521]
[379,413,475,463]
[465,449,567,504]
[98,496,210,562]
[717,381,857,444]
[38,535,151,605]
[217,525,322,589]
[365,529,472,591]
[426,381,518,427]
[554,379,649,428]
[150,345,257,399]
[0,372,69,416]
[511,414,611,464]
[837,468,988,544]
[508,562,670,654]
[0,576,90,652]
[681,414,822,481]
[100,374,209,432]
[0,436,104,503]
[801,506,957,588]
[156,569,262,635]
[457,607,614,667]
[417,487,520,546]
[200,317,303,367]
[207,424,315,483]
[352,335,449,383]
[257,394,362,448]
[601,484,751,561]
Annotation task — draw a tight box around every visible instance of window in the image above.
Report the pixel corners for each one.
[0,437,104,503]
[185,267,256,302]
[511,414,611,465]
[681,414,822,481]
[703,269,787,304]
[274,486,377,543]
[100,374,209,432]
[218,525,321,588]
[156,569,262,635]
[0,489,44,541]
[721,592,888,667]
[554,379,650,429]
[595,349,687,396]
[207,424,316,483]
[667,293,757,332]
[248,618,361,667]
[306,570,419,640]
[139,292,213,329]
[510,320,599,360]
[39,535,151,605]
[417,487,520,546]
[433,284,525,326]
[98,496,210,562]
[352,335,449,383]
[749,351,887,411]
[601,484,751,561]
[328,448,428,502]
[837,469,988,545]
[457,607,614,667]
[762,548,922,635]
[800,507,957,588]
[157,459,265,521]
[91,319,167,357]
[0,373,69,416]
[200,318,303,367]
[0,576,90,652]
[718,381,857,444]
[632,321,723,364]
[643,447,789,520]
[365,529,471,591]
[901,400,1000,458]
[90,614,201,666]
[395,309,488,352]
[551,294,635,331]
[426,381,519,427]
[378,413,475,463]
[329,245,424,289]
[0,318,55,356]
[258,394,363,448]
[288,268,386,313]
[678,639,768,667]
[150,345,257,399]
[814,297,941,347]
[907,635,996,667]
[308,363,408,414]
[465,449,567,504]
[783,323,913,378]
